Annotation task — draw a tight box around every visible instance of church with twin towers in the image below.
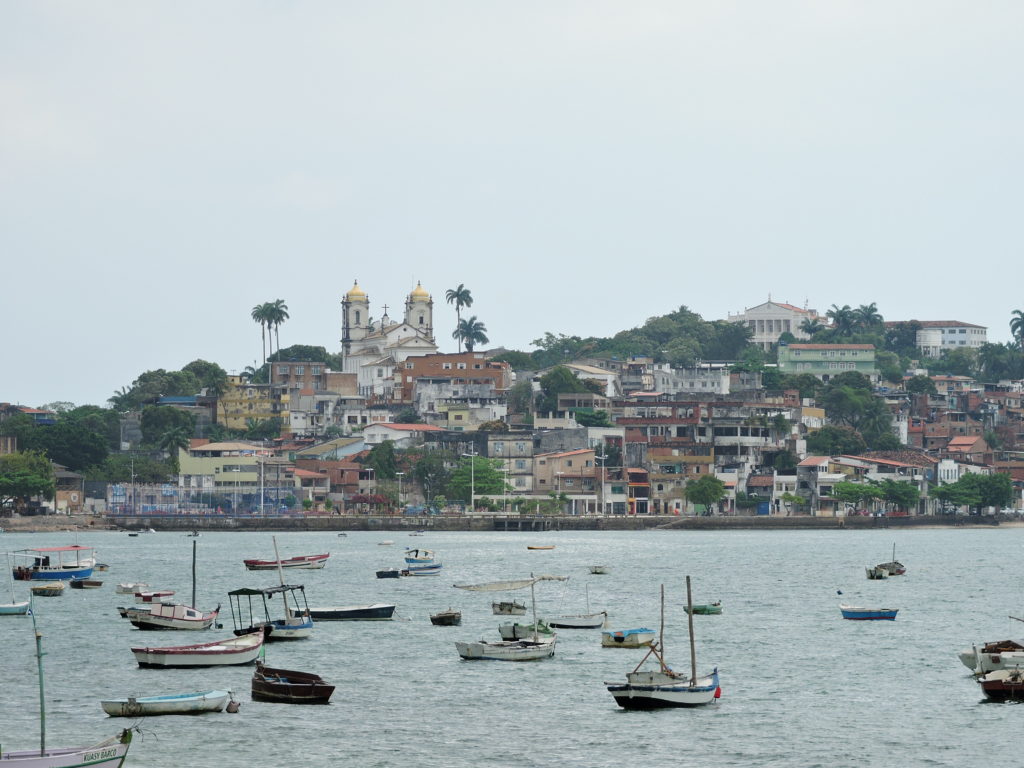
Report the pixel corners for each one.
[339,280,439,375]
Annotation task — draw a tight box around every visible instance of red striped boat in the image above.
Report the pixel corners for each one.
[243,553,330,571]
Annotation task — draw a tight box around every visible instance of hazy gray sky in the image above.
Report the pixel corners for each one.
[4,2,1021,408]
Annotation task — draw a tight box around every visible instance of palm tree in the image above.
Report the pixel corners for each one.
[157,426,191,473]
[799,318,825,338]
[241,365,258,383]
[445,284,474,352]
[1010,309,1024,348]
[251,303,272,368]
[266,299,289,357]
[854,302,883,329]
[452,316,489,352]
[826,304,855,337]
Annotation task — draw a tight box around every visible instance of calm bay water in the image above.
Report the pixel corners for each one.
[2,527,1022,767]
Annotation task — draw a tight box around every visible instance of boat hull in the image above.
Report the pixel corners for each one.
[243,554,329,571]
[491,601,527,616]
[607,669,720,709]
[308,604,395,621]
[251,662,335,704]
[0,601,31,615]
[978,668,1024,701]
[455,638,556,661]
[0,729,132,767]
[684,603,723,615]
[498,622,553,640]
[601,628,656,648]
[430,611,462,626]
[547,612,607,629]
[839,604,898,620]
[100,690,231,716]
[131,632,264,668]
[125,603,219,631]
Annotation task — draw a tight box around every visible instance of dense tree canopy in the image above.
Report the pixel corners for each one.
[0,451,55,511]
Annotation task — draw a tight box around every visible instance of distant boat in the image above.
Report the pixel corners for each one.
[606,579,720,709]
[308,604,396,621]
[865,565,889,580]
[100,689,233,717]
[376,568,402,579]
[378,540,394,546]
[251,660,335,704]
[874,543,906,576]
[602,628,656,648]
[337,533,347,537]
[498,620,553,640]
[69,579,103,589]
[492,600,527,616]
[589,565,610,575]
[430,609,462,626]
[684,601,722,616]
[131,631,265,668]
[116,582,149,594]
[839,604,898,621]
[228,584,314,641]
[2,552,29,615]
[547,583,607,629]
[94,563,110,572]
[186,531,201,538]
[30,582,66,598]
[243,553,329,571]
[527,545,555,550]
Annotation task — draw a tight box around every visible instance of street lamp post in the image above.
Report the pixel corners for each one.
[231,467,240,514]
[596,452,607,516]
[396,472,405,511]
[461,452,477,513]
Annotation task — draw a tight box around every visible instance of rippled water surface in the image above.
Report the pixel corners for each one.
[2,527,1023,767]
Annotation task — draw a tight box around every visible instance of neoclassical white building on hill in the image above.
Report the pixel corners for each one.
[725,300,822,351]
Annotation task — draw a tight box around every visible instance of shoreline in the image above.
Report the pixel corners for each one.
[2,513,1020,534]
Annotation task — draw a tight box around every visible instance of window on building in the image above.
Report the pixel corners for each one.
[376,368,383,377]
[406,362,414,369]
[493,442,504,453]
[454,414,463,421]
[311,366,321,375]
[457,363,467,369]
[515,459,526,469]
[443,363,452,370]
[354,311,361,324]
[279,366,289,374]
[296,366,304,375]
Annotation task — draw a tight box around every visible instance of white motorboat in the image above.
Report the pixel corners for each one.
[602,628,657,648]
[959,639,1024,674]
[123,602,220,631]
[455,637,556,661]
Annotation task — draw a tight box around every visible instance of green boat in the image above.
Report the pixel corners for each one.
[684,601,722,615]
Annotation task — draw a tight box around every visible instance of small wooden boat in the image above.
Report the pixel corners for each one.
[134,589,175,604]
[978,667,1024,701]
[455,637,556,661]
[69,579,103,589]
[127,532,139,537]
[602,628,656,648]
[251,661,335,704]
[131,631,265,668]
[684,601,722,615]
[30,581,66,597]
[589,565,610,575]
[430,609,462,626]
[376,568,401,579]
[377,540,394,546]
[492,600,527,616]
[527,545,555,550]
[839,603,898,620]
[865,565,889,580]
[406,563,443,576]
[874,544,906,576]
[123,602,220,631]
[242,553,329,571]
[186,531,201,538]
[100,689,233,716]
[116,582,148,594]
[308,603,396,621]
[94,563,110,572]
[548,611,607,629]
[498,620,553,640]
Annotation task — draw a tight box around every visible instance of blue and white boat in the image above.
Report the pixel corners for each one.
[839,603,898,621]
[228,585,314,640]
[406,562,443,576]
[100,689,233,717]
[601,628,656,648]
[404,548,442,575]
[12,546,96,581]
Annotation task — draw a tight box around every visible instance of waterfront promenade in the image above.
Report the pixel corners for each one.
[2,511,1015,534]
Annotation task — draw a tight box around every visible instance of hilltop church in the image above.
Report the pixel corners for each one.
[340,281,439,392]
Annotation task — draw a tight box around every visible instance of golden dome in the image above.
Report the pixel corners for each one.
[409,281,430,300]
[345,281,367,301]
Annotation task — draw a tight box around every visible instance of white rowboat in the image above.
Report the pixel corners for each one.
[100,690,232,717]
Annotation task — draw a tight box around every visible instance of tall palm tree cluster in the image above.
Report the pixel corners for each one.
[798,303,883,339]
[445,284,489,353]
[251,300,290,369]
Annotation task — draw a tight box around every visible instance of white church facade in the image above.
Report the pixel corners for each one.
[340,281,439,396]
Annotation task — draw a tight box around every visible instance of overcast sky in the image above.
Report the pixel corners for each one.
[4,2,1022,409]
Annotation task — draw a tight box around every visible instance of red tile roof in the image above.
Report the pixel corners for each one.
[798,456,831,467]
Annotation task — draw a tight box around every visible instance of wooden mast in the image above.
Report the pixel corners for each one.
[272,536,292,619]
[686,575,698,686]
[191,539,197,609]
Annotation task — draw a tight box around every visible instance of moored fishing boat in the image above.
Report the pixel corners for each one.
[498,620,553,640]
[605,579,721,709]
[376,568,401,579]
[251,661,335,704]
[958,639,1024,674]
[100,690,233,716]
[242,553,329,571]
[11,545,96,581]
[547,582,607,628]
[2,552,30,615]
[454,575,566,661]
[69,579,103,589]
[491,600,527,616]
[123,602,221,631]
[839,604,898,620]
[131,630,265,668]
[30,582,66,597]
[228,584,314,640]
[977,667,1024,701]
[601,628,656,648]
[134,589,175,604]
[430,609,462,626]
[307,603,395,621]
[684,601,722,615]
[589,565,610,575]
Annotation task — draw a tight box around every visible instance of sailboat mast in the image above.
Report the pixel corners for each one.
[191,539,197,609]
[271,536,290,617]
[31,608,46,755]
[686,575,697,686]
[530,579,538,641]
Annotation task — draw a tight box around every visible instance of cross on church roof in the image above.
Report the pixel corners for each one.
[382,304,389,315]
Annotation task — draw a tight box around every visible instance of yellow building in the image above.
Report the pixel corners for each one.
[217,376,286,431]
